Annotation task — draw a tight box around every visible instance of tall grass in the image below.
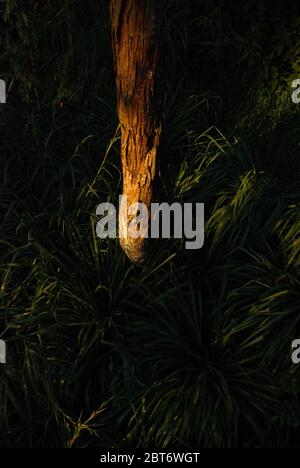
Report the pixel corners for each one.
[0,0,300,448]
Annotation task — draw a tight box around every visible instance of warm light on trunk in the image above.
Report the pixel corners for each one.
[110,0,163,263]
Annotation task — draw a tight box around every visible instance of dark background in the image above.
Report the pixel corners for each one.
[0,0,299,448]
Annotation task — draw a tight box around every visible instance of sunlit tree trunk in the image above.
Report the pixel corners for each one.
[110,0,163,263]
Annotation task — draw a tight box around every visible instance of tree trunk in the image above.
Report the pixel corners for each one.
[110,0,163,263]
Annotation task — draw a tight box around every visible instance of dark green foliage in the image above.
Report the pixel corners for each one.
[0,0,300,448]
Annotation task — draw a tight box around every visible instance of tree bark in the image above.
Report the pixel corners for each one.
[110,0,163,263]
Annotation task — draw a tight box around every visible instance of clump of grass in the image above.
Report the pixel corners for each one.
[0,0,300,449]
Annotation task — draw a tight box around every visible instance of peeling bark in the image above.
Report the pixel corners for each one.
[110,0,163,263]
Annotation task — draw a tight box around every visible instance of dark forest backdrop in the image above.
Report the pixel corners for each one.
[0,0,300,448]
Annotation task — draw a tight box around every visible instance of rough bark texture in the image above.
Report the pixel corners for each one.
[110,0,162,263]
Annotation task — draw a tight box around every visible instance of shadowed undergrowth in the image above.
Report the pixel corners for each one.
[0,0,300,448]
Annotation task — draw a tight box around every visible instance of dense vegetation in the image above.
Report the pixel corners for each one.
[0,0,300,448]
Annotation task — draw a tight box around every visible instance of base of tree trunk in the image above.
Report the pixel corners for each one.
[110,0,163,263]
